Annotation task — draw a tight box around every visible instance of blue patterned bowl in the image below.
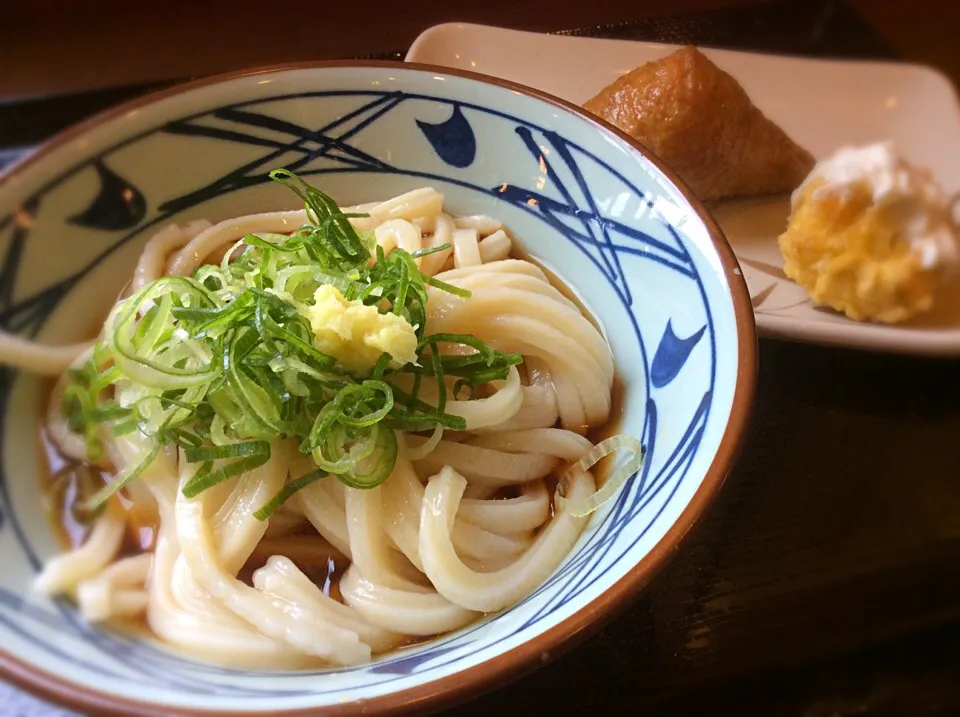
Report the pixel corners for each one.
[0,62,756,715]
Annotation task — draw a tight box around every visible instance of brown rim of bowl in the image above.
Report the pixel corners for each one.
[0,59,758,717]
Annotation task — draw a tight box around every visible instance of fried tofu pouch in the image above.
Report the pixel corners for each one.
[583,46,815,202]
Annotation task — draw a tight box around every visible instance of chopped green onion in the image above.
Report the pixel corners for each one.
[425,275,471,298]
[184,440,271,463]
[253,469,326,520]
[411,243,452,259]
[88,404,133,423]
[82,443,160,510]
[182,442,271,498]
[429,346,447,414]
[557,436,645,518]
[61,169,525,514]
[419,333,496,362]
[334,427,398,489]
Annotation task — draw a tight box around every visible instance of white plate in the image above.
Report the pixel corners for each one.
[407,23,960,356]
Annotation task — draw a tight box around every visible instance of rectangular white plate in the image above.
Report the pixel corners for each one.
[406,23,960,356]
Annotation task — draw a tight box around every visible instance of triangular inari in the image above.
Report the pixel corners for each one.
[583,46,815,202]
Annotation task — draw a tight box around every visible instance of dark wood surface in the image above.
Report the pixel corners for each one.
[3,0,960,98]
[460,339,960,716]
[2,1,960,715]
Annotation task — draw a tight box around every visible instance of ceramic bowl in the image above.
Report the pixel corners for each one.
[0,61,756,716]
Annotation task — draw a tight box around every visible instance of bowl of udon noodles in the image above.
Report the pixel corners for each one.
[0,61,756,715]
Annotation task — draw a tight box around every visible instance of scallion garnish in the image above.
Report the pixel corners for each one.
[63,169,523,518]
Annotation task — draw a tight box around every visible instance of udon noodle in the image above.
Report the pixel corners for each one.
[3,170,641,668]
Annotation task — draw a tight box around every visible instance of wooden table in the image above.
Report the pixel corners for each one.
[2,0,960,97]
[2,0,960,715]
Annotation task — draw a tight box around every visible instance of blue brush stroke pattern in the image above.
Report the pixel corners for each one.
[159,94,401,214]
[416,104,476,168]
[369,644,461,675]
[67,160,146,231]
[0,88,720,698]
[651,320,707,388]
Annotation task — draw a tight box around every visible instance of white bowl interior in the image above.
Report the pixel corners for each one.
[0,65,744,712]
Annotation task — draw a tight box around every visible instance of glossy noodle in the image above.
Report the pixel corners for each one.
[2,171,642,668]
